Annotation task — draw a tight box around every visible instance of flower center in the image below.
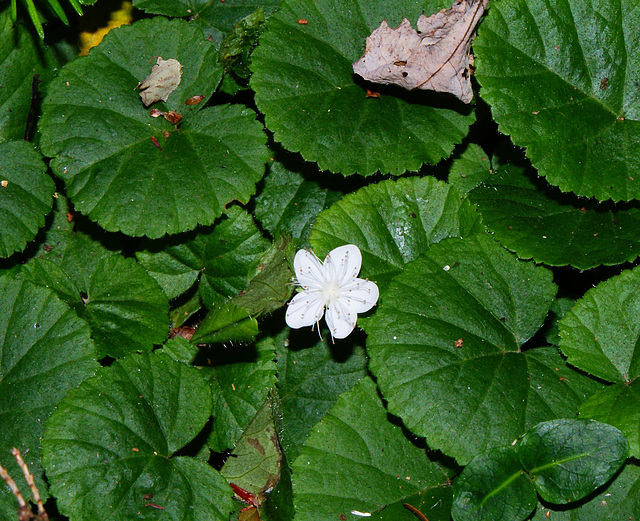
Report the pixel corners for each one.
[322,281,343,304]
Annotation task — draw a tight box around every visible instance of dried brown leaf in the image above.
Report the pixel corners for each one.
[138,57,182,107]
[352,0,488,103]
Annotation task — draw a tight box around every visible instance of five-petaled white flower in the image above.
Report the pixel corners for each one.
[285,244,379,340]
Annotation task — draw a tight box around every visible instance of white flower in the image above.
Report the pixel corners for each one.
[285,244,379,340]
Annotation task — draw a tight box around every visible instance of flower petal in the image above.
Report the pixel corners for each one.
[323,244,362,286]
[293,249,325,290]
[325,299,357,340]
[341,278,379,313]
[285,290,325,329]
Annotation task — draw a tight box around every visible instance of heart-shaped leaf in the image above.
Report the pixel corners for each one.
[0,279,97,520]
[82,255,169,358]
[0,141,54,257]
[251,0,476,175]
[519,419,628,504]
[292,377,454,521]
[39,17,269,238]
[474,0,640,201]
[25,254,170,358]
[310,176,483,288]
[364,234,601,464]
[42,351,231,521]
[559,265,640,383]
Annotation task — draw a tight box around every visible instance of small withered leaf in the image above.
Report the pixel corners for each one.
[352,0,489,103]
[138,57,182,106]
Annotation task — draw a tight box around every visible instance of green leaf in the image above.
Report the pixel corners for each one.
[250,0,475,175]
[40,17,268,238]
[138,206,269,305]
[82,255,169,358]
[543,297,575,347]
[529,465,640,519]
[364,234,603,464]
[0,279,97,520]
[169,291,202,328]
[196,0,281,34]
[192,1,282,48]
[0,141,54,257]
[22,248,173,358]
[131,0,210,17]
[559,265,640,383]
[226,236,293,317]
[452,447,536,521]
[275,328,367,461]
[21,256,82,305]
[24,253,171,359]
[254,158,343,245]
[191,301,258,345]
[221,395,281,497]
[42,352,232,521]
[564,463,640,521]
[0,10,52,141]
[161,335,199,364]
[474,0,640,201]
[311,176,483,288]
[218,7,266,81]
[261,450,293,521]
[468,162,640,269]
[292,377,453,521]
[203,336,277,452]
[29,198,121,290]
[448,143,492,195]
[519,419,628,504]
[579,381,640,458]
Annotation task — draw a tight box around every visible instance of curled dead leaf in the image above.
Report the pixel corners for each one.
[138,57,182,106]
[352,0,488,103]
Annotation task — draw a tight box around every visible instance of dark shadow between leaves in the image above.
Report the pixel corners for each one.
[352,74,475,115]
[371,379,462,477]
[172,416,214,459]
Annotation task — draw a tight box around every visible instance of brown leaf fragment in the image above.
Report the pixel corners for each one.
[185,95,204,105]
[138,57,182,107]
[163,110,182,124]
[352,0,488,103]
[151,136,163,151]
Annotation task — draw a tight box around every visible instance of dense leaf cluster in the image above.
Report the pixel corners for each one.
[1,0,639,520]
